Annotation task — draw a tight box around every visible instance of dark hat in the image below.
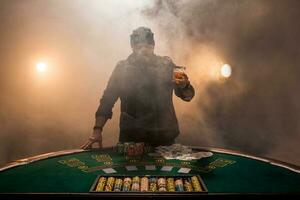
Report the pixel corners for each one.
[130,27,155,47]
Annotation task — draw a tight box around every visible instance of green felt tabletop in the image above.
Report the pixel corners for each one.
[0,148,299,193]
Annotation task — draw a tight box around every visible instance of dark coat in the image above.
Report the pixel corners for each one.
[96,53,195,145]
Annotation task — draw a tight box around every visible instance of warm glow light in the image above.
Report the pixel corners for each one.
[36,62,47,73]
[221,64,232,78]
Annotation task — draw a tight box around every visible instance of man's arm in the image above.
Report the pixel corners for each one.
[164,56,195,102]
[95,63,122,120]
[81,62,122,149]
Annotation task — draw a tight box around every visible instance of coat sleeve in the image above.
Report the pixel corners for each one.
[95,62,123,119]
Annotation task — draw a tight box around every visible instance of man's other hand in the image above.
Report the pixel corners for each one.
[80,128,103,150]
[172,73,190,89]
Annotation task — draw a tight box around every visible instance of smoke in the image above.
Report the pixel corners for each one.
[0,0,299,166]
[142,0,300,164]
[0,0,155,165]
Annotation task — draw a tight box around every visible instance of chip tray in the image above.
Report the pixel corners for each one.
[90,175,208,193]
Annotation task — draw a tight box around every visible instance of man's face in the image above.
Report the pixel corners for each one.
[132,43,154,57]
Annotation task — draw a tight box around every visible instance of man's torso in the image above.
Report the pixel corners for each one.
[117,54,180,144]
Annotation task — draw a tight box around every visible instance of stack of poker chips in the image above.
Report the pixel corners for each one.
[131,176,140,191]
[140,177,149,192]
[143,144,153,153]
[175,178,184,192]
[95,177,107,191]
[183,178,194,192]
[116,143,124,154]
[122,177,132,192]
[126,143,136,157]
[149,178,157,192]
[157,177,167,192]
[114,178,123,191]
[116,142,153,157]
[191,176,203,191]
[166,178,175,192]
[104,177,115,191]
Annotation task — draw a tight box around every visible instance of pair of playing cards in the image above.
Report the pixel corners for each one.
[125,165,156,171]
[160,166,191,173]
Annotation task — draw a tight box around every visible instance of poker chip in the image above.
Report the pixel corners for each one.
[191,176,203,192]
[122,177,132,191]
[166,178,175,192]
[95,177,106,191]
[175,179,184,192]
[158,178,167,192]
[183,179,193,192]
[114,178,123,191]
[131,176,140,191]
[104,177,115,191]
[149,178,157,192]
[140,177,149,192]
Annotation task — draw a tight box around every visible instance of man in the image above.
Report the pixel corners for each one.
[81,27,195,149]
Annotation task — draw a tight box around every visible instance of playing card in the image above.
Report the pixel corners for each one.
[125,165,138,171]
[102,168,117,174]
[145,165,156,170]
[160,166,173,171]
[177,167,191,173]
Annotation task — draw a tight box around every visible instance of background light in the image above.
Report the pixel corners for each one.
[36,62,47,73]
[221,64,232,78]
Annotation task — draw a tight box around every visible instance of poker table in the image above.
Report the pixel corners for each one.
[0,146,299,198]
